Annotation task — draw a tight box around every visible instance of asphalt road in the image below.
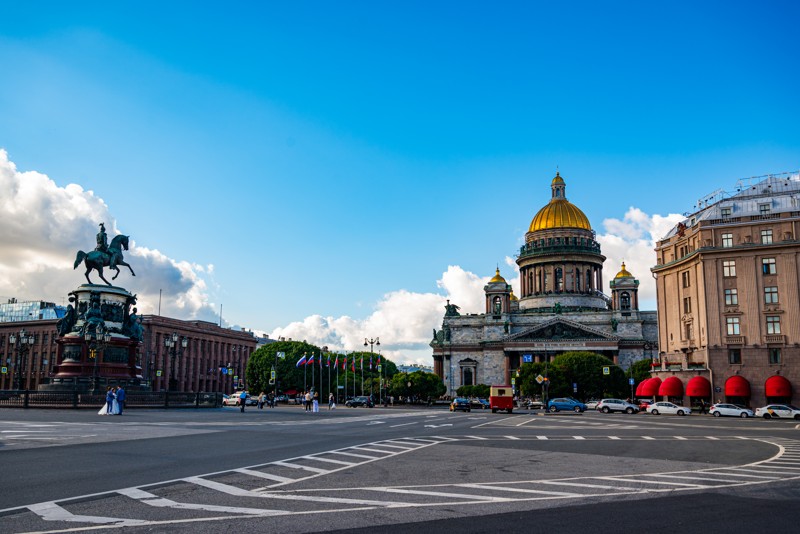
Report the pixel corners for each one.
[1,405,799,533]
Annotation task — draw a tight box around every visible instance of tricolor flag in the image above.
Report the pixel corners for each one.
[360,357,363,371]
[351,357,355,372]
[369,356,373,370]
[296,355,307,367]
[320,353,324,368]
[377,355,381,365]
[326,355,330,368]
[306,354,315,366]
[334,354,339,368]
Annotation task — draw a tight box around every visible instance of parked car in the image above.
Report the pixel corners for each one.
[638,400,653,412]
[345,396,374,408]
[708,403,754,418]
[584,399,600,410]
[755,404,800,420]
[274,394,289,404]
[647,401,691,416]
[596,398,639,414]
[470,398,490,409]
[547,397,587,413]
[223,392,253,406]
[450,398,471,412]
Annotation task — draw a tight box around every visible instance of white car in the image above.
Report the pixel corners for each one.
[755,404,800,420]
[596,398,639,414]
[223,392,255,406]
[647,401,691,416]
[709,403,754,418]
[584,399,600,410]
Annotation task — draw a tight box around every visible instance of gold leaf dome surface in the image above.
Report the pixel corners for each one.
[488,268,506,284]
[614,262,633,279]
[528,172,592,232]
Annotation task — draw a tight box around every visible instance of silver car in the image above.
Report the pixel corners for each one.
[709,403,754,418]
[596,398,639,414]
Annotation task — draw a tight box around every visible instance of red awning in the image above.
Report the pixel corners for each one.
[765,375,792,398]
[686,376,711,397]
[725,376,750,397]
[635,379,650,397]
[658,376,684,397]
[641,377,662,396]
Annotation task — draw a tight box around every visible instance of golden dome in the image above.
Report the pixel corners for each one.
[488,268,506,284]
[510,290,519,301]
[614,262,633,279]
[529,173,591,232]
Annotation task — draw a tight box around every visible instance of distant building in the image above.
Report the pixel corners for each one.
[652,171,800,407]
[431,173,658,396]
[0,299,65,323]
[397,364,434,374]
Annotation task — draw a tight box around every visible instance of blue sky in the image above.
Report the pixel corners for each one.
[1,1,798,363]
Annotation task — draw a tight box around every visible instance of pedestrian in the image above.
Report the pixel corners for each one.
[239,390,247,413]
[313,391,319,413]
[305,390,312,412]
[328,392,335,410]
[105,386,114,415]
[116,386,126,415]
[258,391,265,409]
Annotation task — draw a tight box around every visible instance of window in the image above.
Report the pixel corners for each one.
[728,349,741,364]
[762,258,777,275]
[721,207,732,217]
[722,233,733,247]
[769,348,782,365]
[682,271,691,288]
[683,297,692,314]
[722,260,736,277]
[726,317,740,335]
[555,267,563,291]
[764,286,779,304]
[724,288,738,306]
[766,316,781,334]
[759,204,771,215]
[761,229,773,244]
[684,323,693,340]
[620,292,630,310]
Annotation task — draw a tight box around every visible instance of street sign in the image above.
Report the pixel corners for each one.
[277,351,285,358]
[221,368,228,375]
[511,378,516,385]
[536,374,544,384]
[156,370,162,377]
[338,385,344,389]
[270,370,276,380]
[1,366,6,374]
[629,378,635,385]
[228,368,233,374]
[233,375,238,381]
[377,365,382,372]
[602,366,610,375]
[522,354,533,363]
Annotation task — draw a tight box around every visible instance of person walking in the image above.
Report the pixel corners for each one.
[116,386,126,415]
[313,391,320,413]
[239,390,247,413]
[328,392,335,410]
[304,390,312,412]
[105,387,115,414]
[258,392,265,410]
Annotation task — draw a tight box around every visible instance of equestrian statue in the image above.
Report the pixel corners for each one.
[73,223,136,286]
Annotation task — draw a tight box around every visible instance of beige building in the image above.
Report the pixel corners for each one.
[652,172,800,407]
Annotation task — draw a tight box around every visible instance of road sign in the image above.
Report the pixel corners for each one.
[277,352,285,358]
[270,370,276,380]
[1,366,6,374]
[338,385,344,389]
[629,378,635,385]
[156,370,162,377]
[233,375,238,381]
[221,368,228,375]
[511,378,516,385]
[603,366,610,375]
[377,365,382,372]
[536,374,544,384]
[522,354,533,363]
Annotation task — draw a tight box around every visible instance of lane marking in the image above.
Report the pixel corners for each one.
[456,483,581,497]
[233,468,294,483]
[272,461,330,474]
[303,456,356,466]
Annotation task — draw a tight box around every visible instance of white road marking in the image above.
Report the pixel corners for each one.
[456,483,581,497]
[272,461,330,474]
[119,488,285,515]
[330,451,379,460]
[537,436,548,440]
[302,456,356,466]
[233,468,294,483]
[390,422,417,428]
[505,436,520,440]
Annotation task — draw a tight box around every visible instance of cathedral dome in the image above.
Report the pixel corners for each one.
[528,172,591,232]
[614,262,633,279]
[488,268,506,284]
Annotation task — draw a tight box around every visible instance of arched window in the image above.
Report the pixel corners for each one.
[493,296,502,314]
[575,269,581,291]
[586,271,592,291]
[555,268,563,291]
[620,292,631,310]
[463,368,473,386]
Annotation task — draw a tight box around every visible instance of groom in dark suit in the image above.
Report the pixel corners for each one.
[116,386,126,414]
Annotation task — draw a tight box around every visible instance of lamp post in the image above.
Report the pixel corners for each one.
[164,332,188,392]
[84,325,111,394]
[364,337,379,400]
[9,330,35,391]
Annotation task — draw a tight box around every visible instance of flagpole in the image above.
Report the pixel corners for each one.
[303,352,307,393]
[344,351,348,403]
[360,356,364,397]
[336,354,340,403]
[312,353,315,393]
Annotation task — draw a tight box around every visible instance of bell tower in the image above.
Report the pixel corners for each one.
[485,268,512,316]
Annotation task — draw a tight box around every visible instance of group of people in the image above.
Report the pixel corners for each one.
[257,392,277,409]
[98,386,126,415]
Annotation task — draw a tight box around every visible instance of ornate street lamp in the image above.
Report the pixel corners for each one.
[84,324,112,394]
[364,337,379,398]
[164,332,188,392]
[9,330,35,391]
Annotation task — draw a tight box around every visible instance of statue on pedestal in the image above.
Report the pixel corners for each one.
[74,223,136,286]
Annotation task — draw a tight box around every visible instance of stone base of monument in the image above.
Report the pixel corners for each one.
[39,284,146,393]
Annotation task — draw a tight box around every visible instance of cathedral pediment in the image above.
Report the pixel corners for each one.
[505,318,619,342]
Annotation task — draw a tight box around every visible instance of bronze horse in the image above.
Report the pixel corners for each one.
[74,234,136,286]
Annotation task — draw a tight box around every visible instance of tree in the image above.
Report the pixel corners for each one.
[629,358,653,385]
[517,352,628,401]
[389,371,445,403]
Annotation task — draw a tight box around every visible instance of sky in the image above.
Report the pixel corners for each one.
[1,1,798,365]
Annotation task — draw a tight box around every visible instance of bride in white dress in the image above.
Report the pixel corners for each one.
[98,388,121,415]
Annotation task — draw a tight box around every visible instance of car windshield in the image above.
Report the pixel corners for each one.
[787,405,800,410]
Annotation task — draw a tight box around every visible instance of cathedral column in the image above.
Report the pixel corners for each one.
[504,353,511,385]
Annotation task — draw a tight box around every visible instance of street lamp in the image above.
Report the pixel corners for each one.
[84,324,112,394]
[364,337,379,399]
[9,329,35,390]
[164,332,188,392]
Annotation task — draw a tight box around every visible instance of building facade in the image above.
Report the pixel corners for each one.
[431,173,658,396]
[0,305,256,394]
[652,172,800,408]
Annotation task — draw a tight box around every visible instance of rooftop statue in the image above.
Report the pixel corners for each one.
[74,223,136,286]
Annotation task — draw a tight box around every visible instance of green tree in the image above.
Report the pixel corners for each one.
[389,371,445,403]
[517,352,628,400]
[629,358,653,385]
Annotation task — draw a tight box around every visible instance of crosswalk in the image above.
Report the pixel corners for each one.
[3,434,800,532]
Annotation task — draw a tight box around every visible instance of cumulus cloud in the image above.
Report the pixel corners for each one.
[0,149,217,321]
[597,207,683,307]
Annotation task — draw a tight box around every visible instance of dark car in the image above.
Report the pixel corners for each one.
[450,398,471,412]
[346,396,374,408]
[470,398,490,409]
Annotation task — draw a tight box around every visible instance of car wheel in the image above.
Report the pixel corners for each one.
[795,414,800,420]
[602,406,610,413]
[492,408,497,413]
[713,411,721,417]
[574,406,582,413]
[651,409,659,415]
[549,406,558,413]
[740,412,748,418]
[508,409,513,414]
[763,413,771,419]
[625,407,634,414]
[677,410,685,416]
[467,408,471,412]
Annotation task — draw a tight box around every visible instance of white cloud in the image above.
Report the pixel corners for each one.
[0,149,217,321]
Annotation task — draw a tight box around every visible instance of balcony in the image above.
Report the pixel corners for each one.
[518,242,602,260]
[725,336,745,345]
[765,334,785,345]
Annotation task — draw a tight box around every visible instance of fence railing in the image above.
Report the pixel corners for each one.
[0,390,224,409]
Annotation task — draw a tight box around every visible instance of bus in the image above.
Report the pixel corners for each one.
[490,385,514,413]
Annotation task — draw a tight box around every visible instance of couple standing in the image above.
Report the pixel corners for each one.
[98,386,126,415]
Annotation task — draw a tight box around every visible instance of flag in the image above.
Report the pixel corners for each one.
[360,357,363,371]
[351,357,355,372]
[377,355,381,365]
[306,354,315,366]
[370,356,373,370]
[320,353,323,368]
[326,355,330,368]
[295,355,307,367]
[334,355,339,368]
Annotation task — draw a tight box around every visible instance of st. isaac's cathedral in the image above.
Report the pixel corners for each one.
[431,173,658,396]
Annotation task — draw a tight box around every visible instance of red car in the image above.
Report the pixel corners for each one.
[638,400,653,412]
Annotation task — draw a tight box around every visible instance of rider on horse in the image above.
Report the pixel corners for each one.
[96,223,109,255]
